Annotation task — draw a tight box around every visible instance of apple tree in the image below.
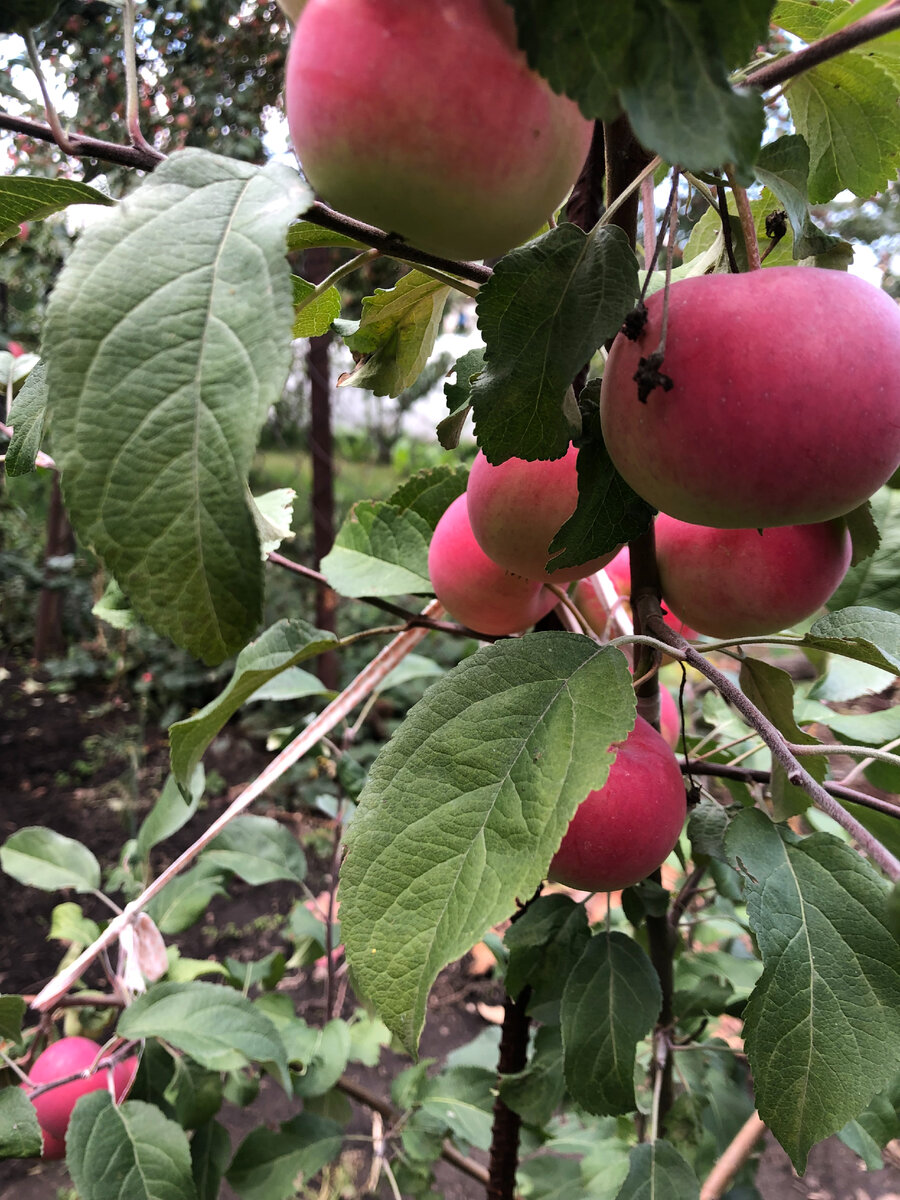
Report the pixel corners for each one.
[3,1,900,1198]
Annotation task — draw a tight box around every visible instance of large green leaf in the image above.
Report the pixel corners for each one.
[615,1140,699,1199]
[471,223,639,464]
[509,0,770,178]
[0,175,113,239]
[787,55,900,203]
[226,1113,343,1200]
[169,619,337,789]
[561,932,662,1115]
[67,1093,197,1200]
[727,810,900,1171]
[802,607,900,674]
[44,150,309,664]
[119,982,290,1090]
[339,271,450,398]
[341,633,636,1052]
[773,0,851,41]
[0,826,100,892]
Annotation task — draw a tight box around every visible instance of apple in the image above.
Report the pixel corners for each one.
[284,0,593,260]
[654,514,852,638]
[466,447,621,584]
[548,716,686,892]
[23,1036,138,1144]
[573,551,698,641]
[428,494,558,635]
[657,684,680,750]
[600,268,900,528]
[41,1130,67,1160]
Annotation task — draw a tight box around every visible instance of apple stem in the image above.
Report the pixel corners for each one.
[725,169,761,270]
[546,583,592,637]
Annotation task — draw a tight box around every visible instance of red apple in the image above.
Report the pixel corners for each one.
[654,514,852,638]
[466,447,621,584]
[600,268,900,528]
[41,1130,67,1160]
[23,1037,138,1143]
[284,0,593,260]
[549,716,686,892]
[428,494,558,636]
[573,551,698,641]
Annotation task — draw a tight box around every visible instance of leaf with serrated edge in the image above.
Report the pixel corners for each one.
[292,275,340,338]
[320,501,436,597]
[67,1093,197,1200]
[787,56,900,203]
[44,150,309,664]
[615,1139,700,1200]
[169,618,337,789]
[387,464,468,529]
[340,271,450,399]
[286,220,366,253]
[119,981,290,1090]
[203,815,307,885]
[226,1114,342,1200]
[803,606,900,674]
[472,224,638,464]
[726,809,900,1171]
[0,175,113,240]
[561,932,661,1116]
[1,826,100,892]
[830,489,900,612]
[0,1089,41,1161]
[755,135,844,259]
[5,360,47,476]
[341,633,635,1052]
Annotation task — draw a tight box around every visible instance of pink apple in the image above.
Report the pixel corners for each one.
[428,494,558,635]
[654,514,852,638]
[549,716,686,892]
[466,447,621,584]
[284,0,593,260]
[600,268,900,528]
[23,1037,138,1143]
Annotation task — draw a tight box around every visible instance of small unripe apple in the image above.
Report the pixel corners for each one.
[428,494,558,635]
[600,268,900,528]
[23,1036,138,1144]
[654,514,852,638]
[466,447,621,584]
[549,716,686,892]
[284,0,593,260]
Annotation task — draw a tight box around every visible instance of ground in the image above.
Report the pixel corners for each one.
[1,663,899,1200]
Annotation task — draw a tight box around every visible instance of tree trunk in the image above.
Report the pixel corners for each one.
[33,473,74,661]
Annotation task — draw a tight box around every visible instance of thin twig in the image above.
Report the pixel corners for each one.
[31,604,443,1012]
[787,742,900,771]
[699,1112,767,1200]
[0,109,165,169]
[725,168,760,271]
[23,29,75,154]
[121,0,156,156]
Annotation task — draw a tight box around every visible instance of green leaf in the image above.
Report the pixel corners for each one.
[416,1067,496,1152]
[505,893,591,1024]
[146,862,228,934]
[510,0,769,178]
[472,223,639,464]
[829,489,900,612]
[0,826,100,892]
[727,809,900,1171]
[321,464,468,598]
[164,1057,224,1130]
[803,606,900,674]
[687,796,730,862]
[169,618,337,789]
[246,666,330,703]
[92,577,137,632]
[226,1113,343,1200]
[291,275,341,338]
[615,1140,699,1199]
[44,150,309,664]
[347,1011,392,1068]
[291,1018,351,1098]
[137,767,205,860]
[843,500,880,568]
[50,902,101,947]
[5,360,48,477]
[286,220,366,253]
[0,175,113,240]
[204,815,307,886]
[787,56,900,203]
[341,634,635,1052]
[119,982,290,1090]
[68,1093,197,1200]
[340,271,450,398]
[773,0,851,40]
[437,347,485,449]
[549,384,655,568]
[500,1024,565,1128]
[0,994,26,1042]
[0,1088,41,1160]
[754,135,845,259]
[190,1120,231,1200]
[249,487,296,557]
[518,1155,592,1200]
[561,932,661,1116]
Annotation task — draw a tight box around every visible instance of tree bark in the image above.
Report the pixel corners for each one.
[33,473,74,661]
